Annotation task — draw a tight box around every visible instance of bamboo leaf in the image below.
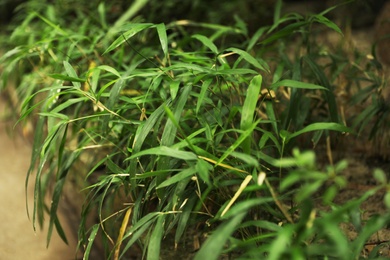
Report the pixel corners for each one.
[288,122,352,142]
[230,151,259,167]
[196,78,213,114]
[49,73,86,83]
[241,75,262,130]
[226,47,270,72]
[83,224,100,260]
[104,23,154,54]
[63,61,81,88]
[262,21,307,45]
[156,23,168,57]
[97,65,121,77]
[303,55,339,122]
[147,215,165,260]
[194,212,246,260]
[157,167,196,189]
[212,68,258,75]
[241,75,262,154]
[270,79,327,90]
[312,14,343,35]
[129,146,197,161]
[175,197,197,246]
[217,120,260,166]
[222,197,274,219]
[195,158,213,186]
[106,0,150,39]
[169,80,180,100]
[192,34,219,54]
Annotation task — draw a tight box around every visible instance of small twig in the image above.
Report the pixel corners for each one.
[264,177,294,224]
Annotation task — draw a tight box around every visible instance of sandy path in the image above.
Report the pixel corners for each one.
[0,97,79,260]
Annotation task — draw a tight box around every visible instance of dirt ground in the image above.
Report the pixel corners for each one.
[0,97,80,260]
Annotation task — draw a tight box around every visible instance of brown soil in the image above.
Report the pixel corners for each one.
[0,96,80,260]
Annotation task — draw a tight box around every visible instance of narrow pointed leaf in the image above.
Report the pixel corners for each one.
[192,34,219,54]
[156,23,168,57]
[241,75,262,153]
[129,146,197,161]
[226,48,269,72]
[103,23,154,54]
[194,212,246,260]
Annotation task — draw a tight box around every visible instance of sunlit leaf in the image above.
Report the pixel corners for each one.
[103,23,154,54]
[156,23,168,57]
[129,146,197,161]
[270,79,327,90]
[226,47,270,72]
[192,34,219,54]
[241,75,262,154]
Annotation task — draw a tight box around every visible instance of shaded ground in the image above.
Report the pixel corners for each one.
[0,97,80,260]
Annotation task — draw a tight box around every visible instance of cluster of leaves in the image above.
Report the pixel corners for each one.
[1,0,390,259]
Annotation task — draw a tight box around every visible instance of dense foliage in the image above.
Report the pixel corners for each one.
[1,0,389,259]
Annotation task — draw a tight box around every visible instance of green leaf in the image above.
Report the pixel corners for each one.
[267,225,294,260]
[157,167,196,189]
[175,197,197,246]
[196,78,213,114]
[169,80,180,100]
[241,75,262,130]
[122,212,160,241]
[147,215,165,260]
[120,218,154,258]
[63,61,82,88]
[192,34,219,54]
[230,151,259,167]
[196,158,213,185]
[33,11,68,36]
[161,85,191,147]
[156,85,192,197]
[222,197,274,219]
[288,122,351,141]
[38,112,69,121]
[97,2,107,29]
[156,23,168,57]
[128,101,169,186]
[262,21,307,45]
[373,169,387,185]
[303,55,339,122]
[212,68,258,75]
[103,23,154,54]
[50,97,87,114]
[265,101,278,137]
[48,74,86,83]
[273,0,282,24]
[83,224,100,260]
[241,75,262,154]
[270,79,327,90]
[312,14,343,35]
[97,65,121,77]
[351,215,389,259]
[106,0,150,38]
[226,47,269,72]
[247,26,269,51]
[217,120,260,166]
[129,146,197,161]
[385,193,390,209]
[194,212,246,260]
